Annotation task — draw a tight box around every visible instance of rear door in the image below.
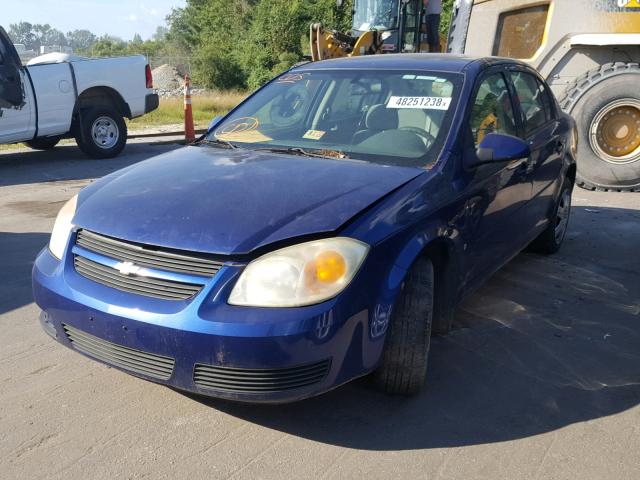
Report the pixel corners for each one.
[0,27,32,143]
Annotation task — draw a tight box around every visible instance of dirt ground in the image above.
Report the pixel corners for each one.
[1,142,639,480]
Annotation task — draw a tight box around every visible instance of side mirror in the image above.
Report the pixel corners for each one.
[208,115,223,131]
[474,133,530,165]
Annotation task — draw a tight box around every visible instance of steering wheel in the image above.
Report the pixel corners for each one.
[399,127,436,148]
[269,85,309,128]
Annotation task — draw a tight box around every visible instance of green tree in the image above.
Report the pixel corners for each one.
[167,0,256,89]
[67,30,97,52]
[34,25,67,47]
[8,22,37,50]
[90,35,128,57]
[441,0,454,35]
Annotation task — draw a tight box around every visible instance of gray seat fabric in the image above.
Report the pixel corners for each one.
[398,108,428,131]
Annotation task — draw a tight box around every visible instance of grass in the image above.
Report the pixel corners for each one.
[128,91,247,130]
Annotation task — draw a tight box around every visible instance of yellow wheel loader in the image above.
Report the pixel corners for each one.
[448,0,640,191]
[310,0,446,61]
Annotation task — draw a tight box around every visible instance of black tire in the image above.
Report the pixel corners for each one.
[74,107,127,159]
[558,62,640,192]
[528,179,573,254]
[372,256,434,395]
[24,136,60,150]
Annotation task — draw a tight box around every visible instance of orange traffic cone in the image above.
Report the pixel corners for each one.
[184,74,195,143]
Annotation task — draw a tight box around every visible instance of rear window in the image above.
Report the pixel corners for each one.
[493,5,550,59]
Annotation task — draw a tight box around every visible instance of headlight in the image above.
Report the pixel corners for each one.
[229,238,369,307]
[49,194,78,260]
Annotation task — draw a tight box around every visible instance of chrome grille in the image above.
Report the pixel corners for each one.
[76,229,223,276]
[74,255,202,300]
[62,324,175,380]
[193,360,331,393]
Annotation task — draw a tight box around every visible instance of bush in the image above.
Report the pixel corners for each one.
[192,44,246,90]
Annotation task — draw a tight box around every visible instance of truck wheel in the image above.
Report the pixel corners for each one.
[528,178,573,254]
[372,257,434,395]
[75,107,127,159]
[558,63,640,192]
[25,136,61,151]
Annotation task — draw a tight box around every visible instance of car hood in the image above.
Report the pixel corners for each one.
[74,146,424,255]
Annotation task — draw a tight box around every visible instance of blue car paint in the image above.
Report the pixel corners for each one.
[32,54,576,403]
[73,147,425,255]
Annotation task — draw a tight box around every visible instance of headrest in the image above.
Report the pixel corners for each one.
[365,104,399,131]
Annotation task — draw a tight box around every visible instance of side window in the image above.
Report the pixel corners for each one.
[537,78,555,121]
[470,73,517,147]
[510,71,549,134]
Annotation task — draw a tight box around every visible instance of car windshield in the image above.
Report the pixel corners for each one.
[352,0,399,31]
[207,69,463,168]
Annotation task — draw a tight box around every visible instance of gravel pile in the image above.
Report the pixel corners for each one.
[152,64,183,90]
[152,64,206,97]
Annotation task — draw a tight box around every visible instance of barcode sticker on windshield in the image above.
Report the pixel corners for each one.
[386,96,452,110]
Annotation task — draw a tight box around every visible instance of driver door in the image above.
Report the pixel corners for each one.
[460,69,533,289]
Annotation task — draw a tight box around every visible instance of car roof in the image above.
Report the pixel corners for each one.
[293,54,528,74]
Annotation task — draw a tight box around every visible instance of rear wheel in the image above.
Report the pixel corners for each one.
[75,107,127,159]
[372,257,434,395]
[25,136,60,151]
[559,63,640,191]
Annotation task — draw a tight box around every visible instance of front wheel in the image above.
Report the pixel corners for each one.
[75,107,127,159]
[372,256,434,395]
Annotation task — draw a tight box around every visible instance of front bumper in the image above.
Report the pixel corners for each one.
[32,247,381,403]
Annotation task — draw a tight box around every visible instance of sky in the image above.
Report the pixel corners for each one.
[3,0,187,41]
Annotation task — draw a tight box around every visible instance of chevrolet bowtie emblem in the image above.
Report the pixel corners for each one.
[115,261,141,276]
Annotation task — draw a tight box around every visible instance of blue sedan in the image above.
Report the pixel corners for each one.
[33,54,576,403]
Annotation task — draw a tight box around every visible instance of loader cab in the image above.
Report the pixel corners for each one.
[351,0,423,53]
[0,27,25,109]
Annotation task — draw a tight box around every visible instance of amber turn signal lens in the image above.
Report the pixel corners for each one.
[314,250,347,283]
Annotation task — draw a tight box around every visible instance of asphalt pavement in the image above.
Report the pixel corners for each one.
[1,141,639,480]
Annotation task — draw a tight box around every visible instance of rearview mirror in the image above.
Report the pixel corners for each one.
[474,133,530,165]
[208,115,223,131]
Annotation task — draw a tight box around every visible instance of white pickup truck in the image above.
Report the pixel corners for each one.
[0,27,158,158]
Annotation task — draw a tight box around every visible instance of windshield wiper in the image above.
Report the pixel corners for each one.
[254,146,349,159]
[200,138,240,149]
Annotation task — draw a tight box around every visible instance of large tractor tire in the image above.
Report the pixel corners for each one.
[558,62,640,192]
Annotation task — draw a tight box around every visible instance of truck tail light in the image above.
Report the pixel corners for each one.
[145,64,153,89]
